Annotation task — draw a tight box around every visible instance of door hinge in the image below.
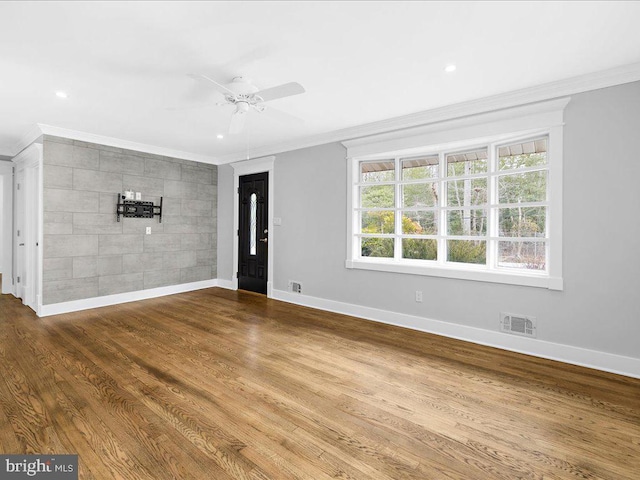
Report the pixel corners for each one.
[16,183,20,190]
[17,230,20,237]
[237,229,239,236]
[17,276,20,283]
[237,187,240,194]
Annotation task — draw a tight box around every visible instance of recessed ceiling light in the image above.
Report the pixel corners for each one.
[55,91,68,98]
[444,64,457,73]
[216,134,224,139]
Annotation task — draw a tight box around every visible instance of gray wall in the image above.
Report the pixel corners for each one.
[43,135,217,304]
[218,81,640,360]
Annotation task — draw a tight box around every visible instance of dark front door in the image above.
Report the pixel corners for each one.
[238,172,268,294]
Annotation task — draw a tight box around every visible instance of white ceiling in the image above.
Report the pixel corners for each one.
[2,1,640,163]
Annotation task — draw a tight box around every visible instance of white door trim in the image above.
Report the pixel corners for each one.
[0,161,13,295]
[231,156,275,297]
[12,143,43,314]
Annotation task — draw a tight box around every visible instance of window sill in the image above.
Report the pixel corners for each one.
[345,259,563,290]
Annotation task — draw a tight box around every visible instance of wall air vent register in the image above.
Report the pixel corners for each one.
[500,312,537,338]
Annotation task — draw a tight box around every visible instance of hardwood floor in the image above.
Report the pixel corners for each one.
[0,287,639,479]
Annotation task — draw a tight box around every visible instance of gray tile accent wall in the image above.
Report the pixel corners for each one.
[42,135,218,305]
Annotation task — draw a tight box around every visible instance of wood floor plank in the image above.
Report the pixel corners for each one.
[1,287,639,479]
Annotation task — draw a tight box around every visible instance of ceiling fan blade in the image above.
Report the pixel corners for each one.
[228,111,247,135]
[261,105,305,125]
[255,82,305,102]
[188,73,236,97]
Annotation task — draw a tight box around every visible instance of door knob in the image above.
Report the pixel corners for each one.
[259,238,268,243]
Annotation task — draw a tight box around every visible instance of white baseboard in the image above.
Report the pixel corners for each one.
[39,279,219,317]
[271,289,640,379]
[215,278,237,290]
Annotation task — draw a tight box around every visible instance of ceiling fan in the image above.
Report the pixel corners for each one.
[188,74,305,134]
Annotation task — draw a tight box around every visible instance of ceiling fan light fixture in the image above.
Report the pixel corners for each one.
[235,102,250,114]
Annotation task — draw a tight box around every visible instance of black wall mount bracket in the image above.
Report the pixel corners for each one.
[116,194,163,223]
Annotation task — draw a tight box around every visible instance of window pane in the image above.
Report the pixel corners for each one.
[446,178,487,207]
[499,207,546,238]
[402,211,437,235]
[498,241,546,270]
[446,149,488,176]
[403,182,438,208]
[249,193,257,256]
[360,160,395,182]
[402,155,438,180]
[498,171,547,204]
[361,237,394,258]
[447,240,486,264]
[361,211,395,234]
[499,138,547,171]
[360,185,394,208]
[402,239,437,260]
[447,209,487,236]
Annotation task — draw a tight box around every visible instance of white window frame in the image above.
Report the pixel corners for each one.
[343,98,568,290]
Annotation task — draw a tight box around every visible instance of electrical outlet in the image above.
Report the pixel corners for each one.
[415,290,423,302]
[146,227,151,235]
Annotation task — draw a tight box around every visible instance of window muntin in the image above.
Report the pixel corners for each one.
[494,137,548,271]
[353,135,550,276]
[360,155,397,256]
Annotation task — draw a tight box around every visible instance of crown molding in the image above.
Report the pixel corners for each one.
[216,61,640,164]
[12,124,220,165]
[38,124,220,164]
[9,124,44,158]
[8,62,640,165]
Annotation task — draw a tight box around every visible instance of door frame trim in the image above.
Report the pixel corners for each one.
[231,156,274,297]
[0,160,14,295]
[12,143,43,314]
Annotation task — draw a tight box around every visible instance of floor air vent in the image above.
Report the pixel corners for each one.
[500,313,536,338]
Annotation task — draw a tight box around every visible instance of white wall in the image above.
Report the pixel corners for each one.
[217,81,640,370]
[0,179,3,272]
[0,161,13,289]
